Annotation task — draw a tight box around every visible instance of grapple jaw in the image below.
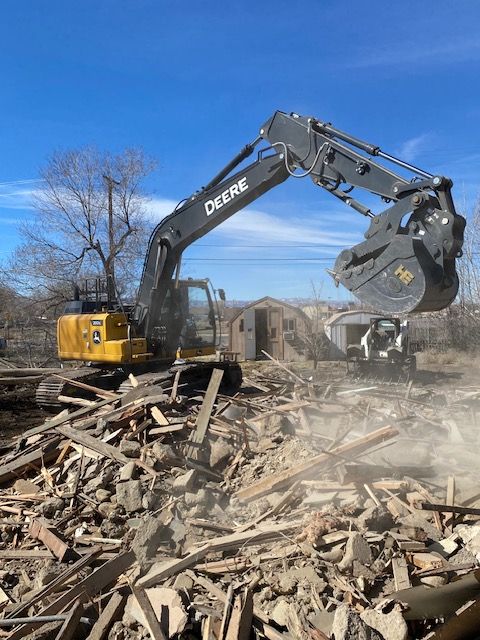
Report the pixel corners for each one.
[332,189,466,315]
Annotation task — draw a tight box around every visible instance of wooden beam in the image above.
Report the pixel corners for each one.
[55,425,129,464]
[186,368,223,458]
[29,518,80,562]
[131,587,168,640]
[421,503,480,517]
[54,599,83,640]
[392,556,411,591]
[87,592,125,640]
[225,590,253,640]
[137,520,303,589]
[235,425,398,503]
[0,438,62,485]
[23,397,117,439]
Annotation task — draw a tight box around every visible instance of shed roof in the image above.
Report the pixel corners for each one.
[228,296,307,325]
[324,309,383,328]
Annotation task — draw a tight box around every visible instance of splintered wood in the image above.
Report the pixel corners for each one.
[0,358,479,639]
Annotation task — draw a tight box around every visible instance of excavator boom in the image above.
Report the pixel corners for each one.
[135,111,465,338]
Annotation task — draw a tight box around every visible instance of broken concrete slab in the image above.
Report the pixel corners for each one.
[119,439,141,458]
[131,516,167,569]
[209,438,235,468]
[125,587,187,638]
[360,604,408,640]
[331,605,383,640]
[116,480,144,513]
[338,532,373,572]
[172,469,198,493]
[119,461,137,482]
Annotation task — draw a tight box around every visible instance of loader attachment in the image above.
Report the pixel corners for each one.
[331,183,466,314]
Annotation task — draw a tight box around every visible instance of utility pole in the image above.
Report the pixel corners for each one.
[103,175,121,305]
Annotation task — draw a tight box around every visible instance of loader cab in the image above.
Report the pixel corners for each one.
[369,318,400,353]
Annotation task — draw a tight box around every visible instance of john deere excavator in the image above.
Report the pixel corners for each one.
[36,110,466,408]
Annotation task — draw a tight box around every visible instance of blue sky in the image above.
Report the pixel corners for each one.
[1,0,480,302]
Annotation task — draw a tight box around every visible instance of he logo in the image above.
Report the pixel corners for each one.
[394,265,415,285]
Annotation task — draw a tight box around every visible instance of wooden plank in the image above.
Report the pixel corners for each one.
[444,475,456,533]
[170,370,181,401]
[54,600,83,640]
[29,518,80,562]
[421,503,480,517]
[218,585,234,640]
[23,397,117,439]
[51,374,119,399]
[151,406,170,426]
[55,425,130,465]
[235,425,398,503]
[225,589,253,640]
[411,552,444,571]
[87,592,125,640]
[0,438,62,485]
[0,550,54,559]
[392,556,411,591]
[137,520,303,588]
[131,587,168,640]
[186,368,223,457]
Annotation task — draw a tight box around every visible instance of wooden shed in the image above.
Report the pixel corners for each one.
[229,297,308,361]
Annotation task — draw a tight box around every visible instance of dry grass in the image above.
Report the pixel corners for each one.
[416,348,477,367]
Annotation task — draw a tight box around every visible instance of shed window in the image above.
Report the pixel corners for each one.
[239,319,244,332]
[283,318,296,331]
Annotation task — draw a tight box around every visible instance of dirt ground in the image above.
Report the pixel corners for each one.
[0,387,46,448]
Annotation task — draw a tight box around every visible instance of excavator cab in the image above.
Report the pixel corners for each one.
[150,279,217,360]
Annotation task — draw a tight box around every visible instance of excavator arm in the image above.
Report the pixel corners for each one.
[134,111,465,337]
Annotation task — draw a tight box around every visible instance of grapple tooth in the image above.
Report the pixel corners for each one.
[334,236,459,315]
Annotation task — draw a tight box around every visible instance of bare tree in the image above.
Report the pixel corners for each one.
[9,147,156,309]
[451,198,480,349]
[300,281,330,369]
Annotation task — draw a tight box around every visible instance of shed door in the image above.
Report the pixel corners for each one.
[244,308,256,360]
[268,308,283,359]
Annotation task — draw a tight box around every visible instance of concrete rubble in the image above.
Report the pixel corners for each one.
[0,360,479,638]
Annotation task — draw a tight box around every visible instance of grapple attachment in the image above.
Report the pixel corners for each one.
[332,183,466,314]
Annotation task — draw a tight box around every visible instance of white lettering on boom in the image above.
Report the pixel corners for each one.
[204,177,249,216]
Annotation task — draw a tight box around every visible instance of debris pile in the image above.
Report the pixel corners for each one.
[0,362,479,639]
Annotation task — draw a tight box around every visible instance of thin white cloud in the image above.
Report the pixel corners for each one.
[146,197,363,249]
[396,134,430,163]
[348,38,480,69]
[0,181,40,210]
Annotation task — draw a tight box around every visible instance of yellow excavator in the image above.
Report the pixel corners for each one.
[36,110,465,408]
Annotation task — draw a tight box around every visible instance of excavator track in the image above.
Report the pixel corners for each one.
[37,361,243,410]
[118,361,243,396]
[36,367,102,411]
